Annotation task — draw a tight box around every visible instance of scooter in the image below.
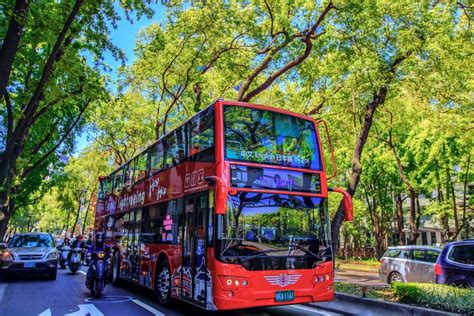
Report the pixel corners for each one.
[59,245,71,269]
[86,251,109,298]
[84,252,92,266]
[68,248,82,274]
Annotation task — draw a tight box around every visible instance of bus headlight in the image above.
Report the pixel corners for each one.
[220,276,249,289]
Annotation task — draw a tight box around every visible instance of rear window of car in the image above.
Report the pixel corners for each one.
[448,245,474,265]
[9,235,54,248]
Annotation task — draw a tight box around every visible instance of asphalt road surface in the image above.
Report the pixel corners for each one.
[0,267,342,316]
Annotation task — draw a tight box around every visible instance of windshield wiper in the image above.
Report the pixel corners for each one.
[221,249,286,261]
[288,243,323,261]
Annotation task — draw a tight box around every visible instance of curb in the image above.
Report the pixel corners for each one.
[309,292,460,316]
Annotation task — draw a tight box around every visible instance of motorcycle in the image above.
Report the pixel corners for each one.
[84,252,92,266]
[86,251,109,298]
[58,245,71,269]
[68,248,83,274]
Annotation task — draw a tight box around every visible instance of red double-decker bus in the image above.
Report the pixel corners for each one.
[94,100,353,310]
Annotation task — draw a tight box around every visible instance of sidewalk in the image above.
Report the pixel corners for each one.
[335,268,387,287]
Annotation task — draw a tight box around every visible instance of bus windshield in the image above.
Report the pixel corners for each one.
[224,106,321,170]
[217,192,331,270]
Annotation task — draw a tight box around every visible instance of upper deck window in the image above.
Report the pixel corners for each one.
[224,106,321,170]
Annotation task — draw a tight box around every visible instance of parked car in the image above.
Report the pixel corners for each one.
[0,232,58,280]
[379,245,441,284]
[435,239,474,287]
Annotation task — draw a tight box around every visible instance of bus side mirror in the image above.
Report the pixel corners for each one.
[329,187,353,222]
[205,176,235,214]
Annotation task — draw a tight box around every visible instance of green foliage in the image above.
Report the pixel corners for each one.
[391,282,474,314]
[334,282,392,300]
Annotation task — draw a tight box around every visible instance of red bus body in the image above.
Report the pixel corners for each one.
[94,100,352,310]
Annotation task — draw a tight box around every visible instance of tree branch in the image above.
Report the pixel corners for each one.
[239,2,334,102]
[21,99,90,179]
[13,0,84,149]
[0,0,30,98]
[4,92,13,144]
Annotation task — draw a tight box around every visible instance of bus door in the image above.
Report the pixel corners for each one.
[124,209,141,282]
[182,192,209,307]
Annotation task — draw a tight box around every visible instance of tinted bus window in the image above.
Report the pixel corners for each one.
[149,142,164,175]
[113,169,123,192]
[124,161,134,187]
[105,176,113,195]
[224,106,321,170]
[164,128,186,168]
[135,153,147,182]
[188,107,214,162]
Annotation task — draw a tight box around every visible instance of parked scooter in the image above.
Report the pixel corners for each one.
[58,245,71,269]
[86,251,109,298]
[68,248,83,274]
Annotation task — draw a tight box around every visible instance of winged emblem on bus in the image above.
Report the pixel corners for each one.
[264,273,301,287]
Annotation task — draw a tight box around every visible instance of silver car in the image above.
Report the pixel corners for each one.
[0,232,58,280]
[379,245,441,284]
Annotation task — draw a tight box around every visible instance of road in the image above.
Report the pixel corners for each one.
[0,267,342,316]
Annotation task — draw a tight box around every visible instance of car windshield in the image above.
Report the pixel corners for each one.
[224,106,321,170]
[9,235,54,248]
[217,192,331,270]
[448,245,474,265]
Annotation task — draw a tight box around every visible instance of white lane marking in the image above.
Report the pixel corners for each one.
[64,304,104,316]
[78,270,87,275]
[290,304,340,315]
[38,308,52,316]
[132,299,165,316]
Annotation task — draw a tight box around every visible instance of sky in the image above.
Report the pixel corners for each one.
[74,3,165,154]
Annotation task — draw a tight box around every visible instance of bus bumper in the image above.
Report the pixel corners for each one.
[211,261,334,311]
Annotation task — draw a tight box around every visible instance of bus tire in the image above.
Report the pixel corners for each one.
[155,259,172,306]
[111,253,121,286]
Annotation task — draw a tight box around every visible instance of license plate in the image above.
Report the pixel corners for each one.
[24,262,36,268]
[275,290,294,302]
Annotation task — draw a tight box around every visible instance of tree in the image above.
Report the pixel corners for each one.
[0,0,155,239]
[116,0,471,253]
[127,0,337,137]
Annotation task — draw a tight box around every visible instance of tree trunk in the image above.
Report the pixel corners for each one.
[445,162,459,233]
[81,189,95,235]
[0,0,30,97]
[395,193,405,245]
[71,199,82,238]
[0,192,15,240]
[65,209,72,238]
[331,87,387,256]
[0,219,8,242]
[386,133,419,245]
[0,0,85,239]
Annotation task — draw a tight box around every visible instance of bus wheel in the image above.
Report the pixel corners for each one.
[156,260,172,306]
[111,253,120,285]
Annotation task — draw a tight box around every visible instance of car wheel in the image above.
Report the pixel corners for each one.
[48,269,57,281]
[389,271,404,284]
[155,260,172,306]
[111,253,120,286]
